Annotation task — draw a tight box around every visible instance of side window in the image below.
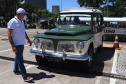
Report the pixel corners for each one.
[98,14,103,26]
[93,15,98,27]
[93,14,103,26]
[98,15,101,25]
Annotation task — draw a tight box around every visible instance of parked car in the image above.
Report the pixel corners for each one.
[30,8,104,71]
[39,19,56,29]
[24,21,36,29]
[39,19,48,29]
[0,20,7,28]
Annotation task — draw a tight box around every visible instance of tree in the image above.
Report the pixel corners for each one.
[31,12,35,22]
[0,0,6,15]
[41,9,50,19]
[101,0,126,17]
[0,0,19,21]
[18,3,40,22]
[37,8,42,18]
[51,13,59,21]
[77,0,126,17]
[77,0,104,8]
[0,16,4,20]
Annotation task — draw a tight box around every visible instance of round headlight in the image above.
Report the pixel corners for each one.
[33,38,40,45]
[77,42,85,49]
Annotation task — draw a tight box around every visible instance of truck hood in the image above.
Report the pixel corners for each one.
[45,25,92,36]
[34,33,93,41]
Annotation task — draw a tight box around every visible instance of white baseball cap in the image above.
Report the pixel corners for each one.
[17,8,29,14]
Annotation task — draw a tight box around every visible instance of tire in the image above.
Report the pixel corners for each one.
[35,55,47,66]
[85,47,94,71]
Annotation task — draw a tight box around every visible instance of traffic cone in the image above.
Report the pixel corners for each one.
[114,34,120,50]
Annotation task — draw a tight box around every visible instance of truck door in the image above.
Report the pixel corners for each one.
[93,14,103,51]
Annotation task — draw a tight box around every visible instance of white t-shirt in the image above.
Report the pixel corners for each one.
[7,16,26,46]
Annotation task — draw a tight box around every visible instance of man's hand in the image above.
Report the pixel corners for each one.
[28,40,32,46]
[25,32,32,46]
[12,46,17,53]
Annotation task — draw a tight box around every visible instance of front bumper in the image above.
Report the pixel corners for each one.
[30,49,89,61]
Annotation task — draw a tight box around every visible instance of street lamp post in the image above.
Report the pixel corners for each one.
[104,0,107,17]
[104,5,105,16]
[14,1,17,16]
[14,1,15,16]
[61,0,62,11]
[107,0,109,17]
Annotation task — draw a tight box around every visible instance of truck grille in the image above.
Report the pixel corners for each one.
[58,43,75,52]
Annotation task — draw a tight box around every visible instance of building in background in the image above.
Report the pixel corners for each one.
[22,0,47,9]
[52,5,60,13]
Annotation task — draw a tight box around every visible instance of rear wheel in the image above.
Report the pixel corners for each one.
[35,55,47,66]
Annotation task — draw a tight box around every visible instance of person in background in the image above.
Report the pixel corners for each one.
[7,8,33,82]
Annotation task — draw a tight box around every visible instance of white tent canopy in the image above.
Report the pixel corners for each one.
[104,17,126,22]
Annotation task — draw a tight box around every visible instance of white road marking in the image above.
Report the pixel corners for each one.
[0,45,29,53]
[95,77,102,84]
[109,50,118,84]
[0,63,35,76]
[95,50,118,84]
[0,58,35,68]
[0,44,35,75]
[0,68,13,76]
[26,65,35,69]
[0,49,12,53]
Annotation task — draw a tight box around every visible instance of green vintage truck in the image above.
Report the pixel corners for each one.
[30,8,104,70]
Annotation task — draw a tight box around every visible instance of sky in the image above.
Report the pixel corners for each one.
[47,0,80,12]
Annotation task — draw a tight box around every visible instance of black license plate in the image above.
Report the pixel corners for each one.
[46,57,62,62]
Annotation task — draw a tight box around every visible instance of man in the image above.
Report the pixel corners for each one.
[7,8,33,81]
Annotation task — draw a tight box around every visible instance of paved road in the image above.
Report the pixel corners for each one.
[0,40,115,84]
[0,27,125,84]
[0,27,47,37]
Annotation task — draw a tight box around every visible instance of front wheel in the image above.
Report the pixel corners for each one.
[35,55,47,66]
[85,47,94,71]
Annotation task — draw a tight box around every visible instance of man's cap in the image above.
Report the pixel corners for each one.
[17,8,29,14]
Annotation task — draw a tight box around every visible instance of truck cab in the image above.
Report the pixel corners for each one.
[30,8,104,70]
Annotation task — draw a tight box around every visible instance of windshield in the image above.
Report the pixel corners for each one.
[58,14,91,26]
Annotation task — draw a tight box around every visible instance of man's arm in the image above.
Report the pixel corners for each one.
[7,29,17,53]
[25,32,32,46]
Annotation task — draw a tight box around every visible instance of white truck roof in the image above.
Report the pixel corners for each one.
[60,8,102,14]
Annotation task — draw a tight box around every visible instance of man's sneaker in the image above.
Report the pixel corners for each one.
[13,71,21,75]
[24,76,33,82]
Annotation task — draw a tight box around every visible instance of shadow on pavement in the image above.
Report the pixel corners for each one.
[91,47,115,72]
[89,47,115,77]
[37,47,115,78]
[26,72,55,83]
[0,47,115,79]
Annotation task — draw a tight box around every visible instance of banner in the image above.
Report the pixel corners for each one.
[104,27,126,35]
